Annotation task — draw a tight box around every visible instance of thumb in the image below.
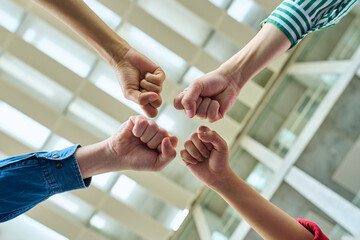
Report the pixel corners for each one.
[126,89,159,106]
[181,82,203,118]
[198,128,227,153]
[169,135,178,148]
[157,137,177,170]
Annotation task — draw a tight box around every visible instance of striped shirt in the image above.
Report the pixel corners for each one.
[262,0,359,47]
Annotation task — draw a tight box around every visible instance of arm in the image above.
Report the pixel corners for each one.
[174,23,290,122]
[180,126,315,240]
[0,116,177,222]
[76,115,178,178]
[33,0,165,117]
[174,0,359,122]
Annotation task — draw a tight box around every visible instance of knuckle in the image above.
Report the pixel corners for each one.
[138,119,147,127]
[180,149,186,157]
[147,143,157,150]
[190,132,198,141]
[184,140,192,148]
[159,128,168,137]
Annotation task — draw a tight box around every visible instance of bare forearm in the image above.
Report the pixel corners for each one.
[74,140,114,179]
[33,0,130,66]
[219,23,291,88]
[210,171,313,240]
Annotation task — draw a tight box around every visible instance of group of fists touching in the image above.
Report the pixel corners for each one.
[102,46,238,186]
[100,55,234,187]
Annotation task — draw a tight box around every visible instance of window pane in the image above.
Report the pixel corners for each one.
[249,73,339,156]
[66,98,121,138]
[227,0,267,30]
[92,172,118,191]
[226,100,250,123]
[160,159,203,193]
[0,0,24,32]
[209,0,233,9]
[46,192,94,223]
[204,32,240,62]
[0,215,68,240]
[156,103,198,140]
[181,67,204,87]
[90,212,144,240]
[41,134,73,151]
[118,23,188,82]
[0,102,51,149]
[0,53,73,112]
[84,0,122,29]
[138,0,211,45]
[18,15,97,77]
[111,174,188,229]
[246,163,273,191]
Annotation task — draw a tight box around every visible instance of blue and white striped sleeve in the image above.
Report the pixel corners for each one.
[261,0,359,47]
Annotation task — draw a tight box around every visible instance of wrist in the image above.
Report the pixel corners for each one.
[105,39,131,68]
[75,140,114,179]
[217,49,252,90]
[208,169,239,192]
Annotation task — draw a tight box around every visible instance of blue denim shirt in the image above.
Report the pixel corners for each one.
[0,145,91,223]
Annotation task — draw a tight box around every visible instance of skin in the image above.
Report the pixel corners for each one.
[75,116,178,179]
[33,0,165,118]
[174,23,292,122]
[181,127,314,240]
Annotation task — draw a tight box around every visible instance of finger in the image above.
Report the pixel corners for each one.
[169,135,178,148]
[198,128,227,152]
[180,149,198,165]
[196,97,203,109]
[125,89,158,105]
[190,132,210,158]
[140,88,162,108]
[157,135,177,152]
[140,121,159,143]
[184,140,204,162]
[140,79,162,93]
[182,158,192,167]
[207,100,221,123]
[197,126,213,151]
[141,104,158,118]
[150,97,162,109]
[145,68,165,85]
[196,97,211,119]
[156,137,177,170]
[147,128,168,149]
[174,92,185,110]
[131,116,148,137]
[181,82,203,118]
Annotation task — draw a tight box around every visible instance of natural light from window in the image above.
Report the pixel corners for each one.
[0,102,51,150]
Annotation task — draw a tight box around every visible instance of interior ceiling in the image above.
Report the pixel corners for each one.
[0,0,359,240]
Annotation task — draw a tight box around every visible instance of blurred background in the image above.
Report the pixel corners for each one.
[0,0,359,239]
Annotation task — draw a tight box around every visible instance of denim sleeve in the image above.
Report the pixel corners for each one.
[0,145,91,223]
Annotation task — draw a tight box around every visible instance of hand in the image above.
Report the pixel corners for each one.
[180,126,231,187]
[114,48,166,118]
[174,68,240,122]
[106,115,178,172]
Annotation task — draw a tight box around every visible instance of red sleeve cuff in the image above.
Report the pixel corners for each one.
[295,218,329,240]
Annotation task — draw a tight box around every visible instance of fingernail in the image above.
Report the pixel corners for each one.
[186,110,192,118]
[199,132,207,137]
[149,95,158,101]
